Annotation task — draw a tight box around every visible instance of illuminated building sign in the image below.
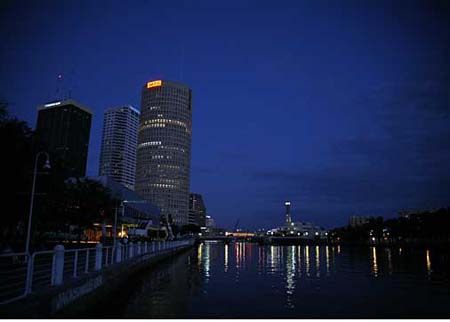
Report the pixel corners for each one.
[146,80,162,88]
[44,101,61,108]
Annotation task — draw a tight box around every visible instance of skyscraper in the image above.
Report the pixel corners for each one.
[99,106,140,190]
[135,80,192,225]
[35,99,92,178]
[189,193,206,227]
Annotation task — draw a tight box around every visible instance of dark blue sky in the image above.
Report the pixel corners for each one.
[1,0,449,230]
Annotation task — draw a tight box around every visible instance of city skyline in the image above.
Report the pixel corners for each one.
[1,0,449,229]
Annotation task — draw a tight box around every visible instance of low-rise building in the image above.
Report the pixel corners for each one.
[205,215,215,228]
[349,216,374,227]
[267,221,327,239]
[88,176,161,240]
[188,193,206,227]
[398,209,441,219]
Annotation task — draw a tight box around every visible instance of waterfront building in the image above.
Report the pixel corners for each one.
[188,193,207,227]
[135,80,192,225]
[87,175,161,240]
[35,99,92,178]
[205,215,215,228]
[398,208,441,219]
[99,106,140,190]
[267,201,327,239]
[349,215,374,227]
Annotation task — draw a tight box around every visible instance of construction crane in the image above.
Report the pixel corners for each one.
[233,218,240,232]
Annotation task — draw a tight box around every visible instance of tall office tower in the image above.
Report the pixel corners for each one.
[99,106,140,190]
[135,80,192,225]
[188,193,206,227]
[285,201,292,226]
[35,99,92,178]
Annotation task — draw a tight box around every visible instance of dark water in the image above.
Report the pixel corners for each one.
[97,242,450,318]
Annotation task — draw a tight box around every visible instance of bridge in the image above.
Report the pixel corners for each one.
[199,233,255,242]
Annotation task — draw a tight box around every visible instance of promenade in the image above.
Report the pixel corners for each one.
[0,238,195,317]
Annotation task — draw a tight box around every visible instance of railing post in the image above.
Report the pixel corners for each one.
[137,241,141,256]
[144,241,148,254]
[85,249,90,273]
[95,243,102,271]
[51,244,64,286]
[105,247,109,267]
[129,242,134,258]
[73,251,78,278]
[115,244,122,263]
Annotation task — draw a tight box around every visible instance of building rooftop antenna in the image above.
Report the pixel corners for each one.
[67,65,76,99]
[55,73,63,101]
[179,43,184,81]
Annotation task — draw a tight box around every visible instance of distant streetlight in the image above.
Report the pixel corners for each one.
[25,151,51,256]
[113,200,132,243]
[113,201,119,247]
[113,200,127,246]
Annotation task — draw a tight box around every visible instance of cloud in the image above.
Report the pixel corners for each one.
[247,74,450,222]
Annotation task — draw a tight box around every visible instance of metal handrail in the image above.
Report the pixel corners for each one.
[0,239,193,305]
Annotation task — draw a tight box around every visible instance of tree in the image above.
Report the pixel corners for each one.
[0,102,34,250]
[38,178,118,243]
[180,224,201,235]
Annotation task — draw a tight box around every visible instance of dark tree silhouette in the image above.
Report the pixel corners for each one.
[40,178,118,242]
[0,102,34,251]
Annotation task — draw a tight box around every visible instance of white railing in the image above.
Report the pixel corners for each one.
[0,252,29,304]
[0,239,193,305]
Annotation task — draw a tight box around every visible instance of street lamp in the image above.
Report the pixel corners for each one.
[113,200,129,245]
[25,151,50,256]
[113,200,124,247]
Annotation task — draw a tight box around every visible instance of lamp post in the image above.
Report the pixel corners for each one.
[25,151,51,256]
[113,200,127,246]
[113,200,122,247]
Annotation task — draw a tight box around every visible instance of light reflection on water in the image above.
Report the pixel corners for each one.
[224,244,228,272]
[305,245,310,276]
[100,242,450,318]
[204,242,210,280]
[315,245,320,278]
[372,246,378,277]
[285,246,296,309]
[325,246,330,275]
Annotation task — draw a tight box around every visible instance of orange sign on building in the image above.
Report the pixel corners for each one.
[146,80,162,88]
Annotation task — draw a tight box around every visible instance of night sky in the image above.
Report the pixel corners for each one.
[1,0,449,230]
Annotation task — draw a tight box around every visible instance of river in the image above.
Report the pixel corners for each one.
[92,241,450,318]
